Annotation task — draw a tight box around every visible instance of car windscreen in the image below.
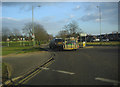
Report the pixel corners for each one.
[66,40,76,45]
[55,39,63,42]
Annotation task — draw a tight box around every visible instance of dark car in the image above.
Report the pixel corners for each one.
[49,38,64,49]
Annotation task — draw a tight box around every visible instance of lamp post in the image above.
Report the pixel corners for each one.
[32,5,35,46]
[32,5,41,47]
[97,6,102,42]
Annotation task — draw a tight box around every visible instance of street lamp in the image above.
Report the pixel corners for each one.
[32,5,41,47]
[97,5,102,42]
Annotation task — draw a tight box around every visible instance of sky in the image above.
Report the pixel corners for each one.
[1,2,119,36]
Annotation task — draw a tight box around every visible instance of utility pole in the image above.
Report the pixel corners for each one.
[97,6,102,42]
[32,5,35,46]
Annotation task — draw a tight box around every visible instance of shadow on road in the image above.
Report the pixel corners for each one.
[21,47,49,52]
[48,48,77,52]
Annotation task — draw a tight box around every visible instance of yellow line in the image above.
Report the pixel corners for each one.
[18,69,40,84]
[17,59,55,85]
[85,46,93,48]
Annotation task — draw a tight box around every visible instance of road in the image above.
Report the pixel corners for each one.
[22,46,119,85]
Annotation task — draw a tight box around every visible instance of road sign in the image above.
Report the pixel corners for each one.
[32,34,35,38]
[80,33,87,37]
[7,38,10,41]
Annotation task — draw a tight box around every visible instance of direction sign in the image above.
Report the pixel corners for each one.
[80,33,87,37]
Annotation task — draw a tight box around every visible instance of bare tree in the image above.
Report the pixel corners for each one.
[12,28,21,41]
[56,20,82,38]
[23,23,33,40]
[2,27,12,41]
[57,30,69,39]
[23,22,49,41]
[68,20,79,34]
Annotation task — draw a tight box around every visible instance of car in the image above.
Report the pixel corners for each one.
[102,39,109,42]
[93,38,100,42]
[49,38,64,50]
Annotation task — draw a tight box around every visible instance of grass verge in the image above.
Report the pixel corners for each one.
[2,62,9,83]
[2,46,47,56]
[79,41,120,46]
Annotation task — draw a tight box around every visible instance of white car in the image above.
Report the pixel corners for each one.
[93,39,100,42]
[102,39,109,42]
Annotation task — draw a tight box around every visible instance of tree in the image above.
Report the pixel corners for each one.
[57,30,69,39]
[23,22,49,41]
[34,23,49,41]
[12,28,21,41]
[22,23,33,41]
[56,20,82,38]
[68,20,79,34]
[48,34,53,41]
[2,27,12,41]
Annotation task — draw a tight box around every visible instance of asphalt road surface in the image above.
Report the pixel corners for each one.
[23,47,119,85]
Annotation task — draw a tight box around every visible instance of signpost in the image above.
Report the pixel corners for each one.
[79,33,87,47]
[7,38,10,47]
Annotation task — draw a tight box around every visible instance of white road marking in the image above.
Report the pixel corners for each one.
[56,70,75,75]
[41,67,50,70]
[95,77,120,84]
[41,67,75,75]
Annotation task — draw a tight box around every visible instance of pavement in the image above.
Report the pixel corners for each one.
[3,49,52,79]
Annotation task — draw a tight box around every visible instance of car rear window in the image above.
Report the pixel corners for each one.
[55,39,63,42]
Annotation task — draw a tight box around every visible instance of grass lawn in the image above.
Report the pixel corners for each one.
[2,46,46,56]
[2,62,9,83]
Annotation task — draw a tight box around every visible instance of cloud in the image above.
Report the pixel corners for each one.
[63,14,75,24]
[79,13,98,22]
[1,16,66,36]
[2,2,62,12]
[2,17,31,31]
[79,2,118,25]
[99,2,118,24]
[70,14,75,19]
[1,17,19,21]
[73,5,80,11]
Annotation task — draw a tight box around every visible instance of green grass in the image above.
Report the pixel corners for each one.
[2,46,47,56]
[79,41,120,46]
[1,41,49,47]
[2,62,9,83]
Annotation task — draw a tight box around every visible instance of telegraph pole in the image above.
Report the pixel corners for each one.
[32,5,35,46]
[97,6,102,42]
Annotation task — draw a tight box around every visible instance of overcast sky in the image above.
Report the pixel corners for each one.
[1,2,118,36]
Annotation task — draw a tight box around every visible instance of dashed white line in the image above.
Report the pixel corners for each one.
[41,67,75,75]
[56,70,75,75]
[95,77,120,85]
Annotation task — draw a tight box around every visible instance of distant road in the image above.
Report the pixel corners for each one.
[24,47,119,85]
